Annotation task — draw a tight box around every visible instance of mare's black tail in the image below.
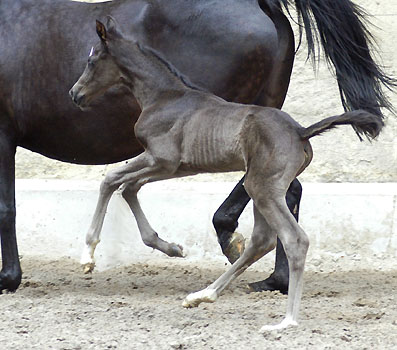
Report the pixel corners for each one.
[299,110,383,141]
[264,0,396,135]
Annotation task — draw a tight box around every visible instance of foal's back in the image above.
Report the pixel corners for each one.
[148,90,306,174]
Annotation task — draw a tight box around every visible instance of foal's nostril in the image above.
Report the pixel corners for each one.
[70,89,85,106]
[74,94,85,106]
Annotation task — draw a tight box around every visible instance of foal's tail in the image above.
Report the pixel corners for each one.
[299,110,383,141]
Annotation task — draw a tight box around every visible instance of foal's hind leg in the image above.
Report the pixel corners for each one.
[213,176,302,294]
[183,204,276,307]
[248,185,309,331]
[120,183,184,257]
[257,196,309,331]
[249,178,302,294]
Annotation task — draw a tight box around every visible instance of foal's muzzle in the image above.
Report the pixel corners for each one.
[69,87,86,109]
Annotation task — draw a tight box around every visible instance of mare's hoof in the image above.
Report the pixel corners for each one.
[248,274,288,295]
[0,269,22,294]
[82,262,95,274]
[169,243,184,258]
[224,232,245,264]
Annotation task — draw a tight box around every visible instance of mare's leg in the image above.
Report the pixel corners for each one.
[120,183,184,257]
[0,133,21,292]
[212,177,249,263]
[81,152,160,271]
[248,178,302,294]
[183,204,277,307]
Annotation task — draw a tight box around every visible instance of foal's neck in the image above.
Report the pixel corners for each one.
[114,41,191,108]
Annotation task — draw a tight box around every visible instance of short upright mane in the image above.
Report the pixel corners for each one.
[136,42,205,92]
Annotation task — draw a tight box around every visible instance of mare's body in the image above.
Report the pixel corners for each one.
[0,0,393,293]
[0,0,293,292]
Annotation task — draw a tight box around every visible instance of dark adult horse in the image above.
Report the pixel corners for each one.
[0,0,394,293]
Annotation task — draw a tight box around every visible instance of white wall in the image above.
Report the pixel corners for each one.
[15,180,397,270]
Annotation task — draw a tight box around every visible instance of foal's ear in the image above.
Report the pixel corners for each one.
[106,16,123,38]
[96,20,107,42]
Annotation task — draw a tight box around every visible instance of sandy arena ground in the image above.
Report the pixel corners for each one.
[1,256,396,350]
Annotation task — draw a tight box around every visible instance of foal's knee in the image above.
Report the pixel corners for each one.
[100,170,122,194]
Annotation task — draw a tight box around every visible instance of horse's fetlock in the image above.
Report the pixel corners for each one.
[0,267,22,291]
[86,237,100,248]
[142,233,159,248]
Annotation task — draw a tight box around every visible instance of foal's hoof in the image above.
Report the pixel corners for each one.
[168,243,184,258]
[260,318,298,332]
[224,232,245,264]
[82,262,96,274]
[182,288,218,308]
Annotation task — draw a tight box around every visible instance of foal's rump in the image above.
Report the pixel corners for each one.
[239,109,307,181]
[239,108,382,192]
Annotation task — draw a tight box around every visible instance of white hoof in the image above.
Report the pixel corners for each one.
[82,262,96,274]
[182,289,218,308]
[260,318,298,332]
[80,244,96,273]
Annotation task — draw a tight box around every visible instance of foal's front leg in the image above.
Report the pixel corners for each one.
[81,153,157,272]
[121,183,184,257]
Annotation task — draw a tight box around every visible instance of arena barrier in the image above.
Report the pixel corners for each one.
[15,180,397,270]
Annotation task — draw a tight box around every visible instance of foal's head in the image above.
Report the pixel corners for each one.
[70,17,127,109]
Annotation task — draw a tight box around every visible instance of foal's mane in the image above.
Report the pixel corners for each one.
[136,42,205,92]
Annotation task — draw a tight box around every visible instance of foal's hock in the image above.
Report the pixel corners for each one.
[70,17,381,331]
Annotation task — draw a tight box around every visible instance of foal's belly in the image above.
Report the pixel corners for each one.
[178,152,246,174]
[179,126,245,173]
